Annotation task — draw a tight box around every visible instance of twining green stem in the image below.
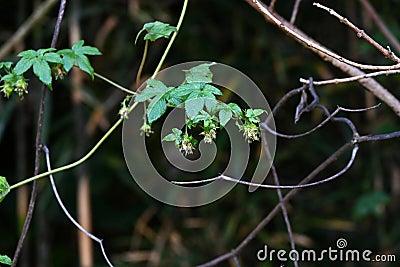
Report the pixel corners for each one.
[10,0,189,190]
[94,72,135,95]
[9,103,137,190]
[136,39,149,89]
[152,0,188,78]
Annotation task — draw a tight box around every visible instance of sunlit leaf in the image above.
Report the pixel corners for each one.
[0,254,12,265]
[32,59,52,89]
[135,21,177,43]
[14,57,33,75]
[0,176,10,203]
[183,62,216,83]
[219,108,232,127]
[185,97,205,119]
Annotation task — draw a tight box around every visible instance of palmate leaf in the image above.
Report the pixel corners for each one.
[135,79,169,102]
[57,40,101,78]
[147,95,168,123]
[13,47,61,89]
[135,21,177,43]
[183,62,216,83]
[135,79,172,123]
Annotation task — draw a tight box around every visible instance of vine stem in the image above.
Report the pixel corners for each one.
[94,71,135,95]
[10,0,189,190]
[151,0,188,78]
[10,103,138,190]
[136,39,148,90]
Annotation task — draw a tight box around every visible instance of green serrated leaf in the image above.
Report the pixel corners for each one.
[43,52,63,64]
[32,59,52,88]
[135,89,156,102]
[163,133,177,142]
[219,109,232,127]
[136,21,177,43]
[227,103,242,117]
[60,53,76,72]
[17,49,37,58]
[183,63,216,83]
[185,97,205,119]
[0,176,10,203]
[146,78,169,91]
[205,98,218,112]
[172,128,182,135]
[0,254,12,265]
[76,55,94,79]
[72,40,85,50]
[14,57,33,75]
[78,45,102,56]
[168,83,198,99]
[203,84,222,95]
[147,96,167,123]
[37,47,56,55]
[135,79,169,102]
[252,109,265,116]
[163,128,182,141]
[0,62,13,70]
[57,41,101,75]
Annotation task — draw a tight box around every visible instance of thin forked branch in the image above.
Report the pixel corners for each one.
[243,0,400,117]
[43,146,114,267]
[313,2,400,63]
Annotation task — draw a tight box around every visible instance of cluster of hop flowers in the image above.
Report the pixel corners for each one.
[163,128,198,156]
[160,108,264,156]
[236,109,264,143]
[236,120,261,143]
[0,63,29,98]
[0,63,70,99]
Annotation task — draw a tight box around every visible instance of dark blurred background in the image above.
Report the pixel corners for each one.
[0,0,399,266]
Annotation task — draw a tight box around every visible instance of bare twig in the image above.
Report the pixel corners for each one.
[262,104,380,139]
[243,0,400,117]
[0,0,58,60]
[271,165,298,267]
[313,2,400,63]
[173,145,358,189]
[42,146,114,267]
[269,0,277,11]
[358,0,400,55]
[196,143,354,267]
[300,69,400,85]
[11,1,66,266]
[290,0,302,24]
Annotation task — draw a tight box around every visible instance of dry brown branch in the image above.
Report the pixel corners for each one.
[196,143,354,267]
[313,2,400,63]
[290,0,302,24]
[300,69,400,85]
[243,0,400,117]
[0,0,58,60]
[358,0,400,55]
